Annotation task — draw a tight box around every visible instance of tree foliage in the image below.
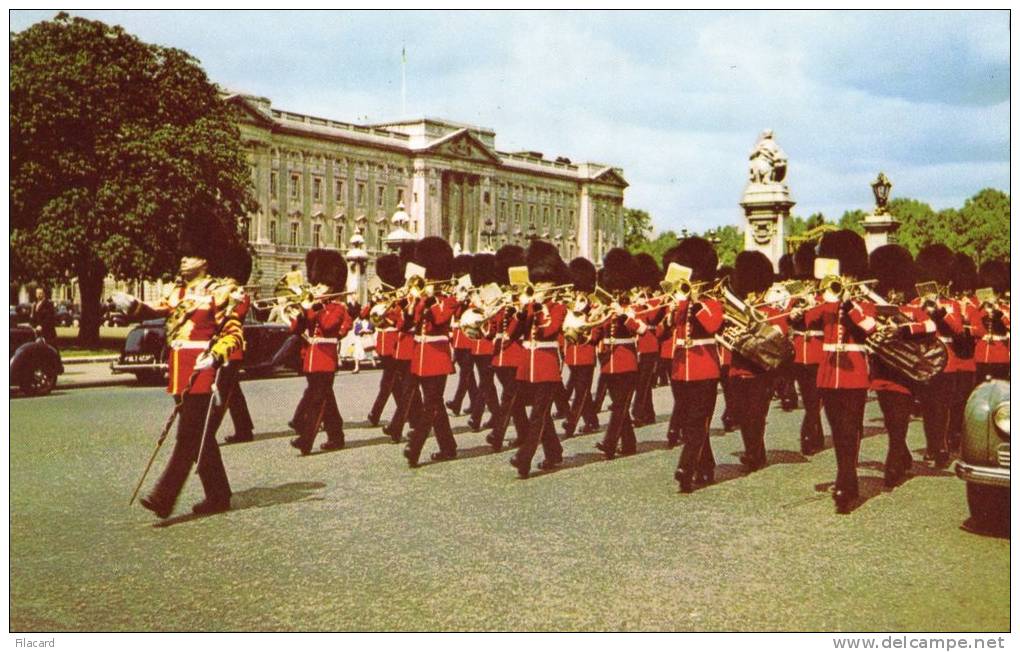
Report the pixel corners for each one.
[622,208,653,250]
[10,13,255,344]
[630,230,679,262]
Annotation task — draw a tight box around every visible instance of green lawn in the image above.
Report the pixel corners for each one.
[54,326,129,357]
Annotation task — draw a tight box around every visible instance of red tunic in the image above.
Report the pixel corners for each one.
[298,301,352,374]
[971,301,1010,364]
[791,294,823,365]
[489,306,525,369]
[805,299,876,389]
[410,295,457,377]
[564,342,596,367]
[591,312,646,375]
[909,297,967,373]
[227,291,251,363]
[515,300,566,383]
[667,298,724,382]
[865,303,934,395]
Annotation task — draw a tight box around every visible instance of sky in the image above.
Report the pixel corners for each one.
[10,9,1010,235]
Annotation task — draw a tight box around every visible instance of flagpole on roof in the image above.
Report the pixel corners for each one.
[401,44,407,118]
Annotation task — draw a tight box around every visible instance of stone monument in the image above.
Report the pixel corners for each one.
[862,172,899,252]
[740,129,794,269]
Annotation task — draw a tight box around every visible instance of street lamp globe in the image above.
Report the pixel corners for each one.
[871,172,892,215]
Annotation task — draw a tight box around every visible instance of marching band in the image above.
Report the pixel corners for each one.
[116,222,1011,519]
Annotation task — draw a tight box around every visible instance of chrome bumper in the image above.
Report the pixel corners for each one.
[955,461,1011,488]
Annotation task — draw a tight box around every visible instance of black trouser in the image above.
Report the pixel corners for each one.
[720,366,737,426]
[206,363,254,439]
[387,359,422,438]
[775,364,798,408]
[407,374,455,462]
[553,379,570,417]
[600,372,637,455]
[976,363,1010,382]
[917,372,954,458]
[793,363,824,451]
[294,372,344,447]
[733,373,773,466]
[948,370,975,449]
[656,357,671,387]
[515,381,564,467]
[673,379,718,478]
[469,355,500,425]
[449,348,478,413]
[819,388,867,498]
[593,372,608,412]
[368,355,398,423]
[876,390,913,476]
[632,352,658,423]
[489,368,529,448]
[148,393,231,508]
[564,364,598,430]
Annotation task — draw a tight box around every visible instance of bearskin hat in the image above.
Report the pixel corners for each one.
[374,253,404,289]
[599,247,635,293]
[410,237,454,281]
[526,240,563,284]
[633,253,662,288]
[793,241,816,280]
[306,248,347,292]
[869,244,915,297]
[663,237,718,283]
[569,257,597,293]
[979,260,1010,294]
[716,264,734,284]
[493,244,526,286]
[471,253,497,286]
[816,229,868,279]
[453,254,474,279]
[915,244,955,285]
[209,242,253,285]
[778,254,795,281]
[732,250,774,297]
[178,213,222,263]
[951,252,978,294]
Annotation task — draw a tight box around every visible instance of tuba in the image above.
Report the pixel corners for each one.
[860,287,947,384]
[716,281,794,372]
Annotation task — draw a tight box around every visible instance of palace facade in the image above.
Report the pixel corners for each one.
[227,93,628,294]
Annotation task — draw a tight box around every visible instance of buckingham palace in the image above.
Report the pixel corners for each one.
[227,92,628,293]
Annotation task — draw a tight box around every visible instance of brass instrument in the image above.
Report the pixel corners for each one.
[252,284,355,308]
[716,281,794,371]
[859,286,947,383]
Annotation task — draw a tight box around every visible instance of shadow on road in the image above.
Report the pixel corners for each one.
[154,481,326,528]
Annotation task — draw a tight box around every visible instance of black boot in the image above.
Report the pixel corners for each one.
[140,494,173,519]
[674,468,694,493]
[403,444,419,468]
[595,441,616,460]
[509,455,530,479]
[192,496,231,515]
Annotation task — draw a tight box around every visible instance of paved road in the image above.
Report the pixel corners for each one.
[10,371,1009,631]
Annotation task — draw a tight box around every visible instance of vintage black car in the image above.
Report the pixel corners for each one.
[10,326,64,396]
[111,317,301,384]
[955,379,1010,528]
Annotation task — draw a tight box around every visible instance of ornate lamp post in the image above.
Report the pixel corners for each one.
[383,201,416,252]
[862,171,899,253]
[346,229,369,304]
[479,218,496,253]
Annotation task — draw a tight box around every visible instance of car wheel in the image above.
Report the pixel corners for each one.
[20,363,57,397]
[966,483,1010,527]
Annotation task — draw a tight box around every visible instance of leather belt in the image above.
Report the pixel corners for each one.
[377,327,397,333]
[170,340,209,350]
[522,340,559,350]
[308,337,338,344]
[673,337,715,348]
[792,330,823,337]
[823,343,867,352]
[984,335,1009,341]
[605,337,637,345]
[414,335,449,343]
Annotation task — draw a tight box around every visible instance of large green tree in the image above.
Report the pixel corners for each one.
[622,208,653,250]
[11,13,255,345]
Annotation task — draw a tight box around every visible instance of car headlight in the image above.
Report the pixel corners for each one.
[993,402,1010,438]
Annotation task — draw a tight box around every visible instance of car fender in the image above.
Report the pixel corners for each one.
[10,339,63,382]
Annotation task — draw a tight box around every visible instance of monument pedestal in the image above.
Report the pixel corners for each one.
[862,213,900,253]
[740,182,794,270]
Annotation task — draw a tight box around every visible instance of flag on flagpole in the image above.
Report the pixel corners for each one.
[402,46,407,64]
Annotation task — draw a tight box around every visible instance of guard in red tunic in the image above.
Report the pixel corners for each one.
[866,245,935,487]
[592,248,649,460]
[384,244,424,443]
[658,238,723,491]
[207,242,255,444]
[972,260,1010,382]
[800,230,876,513]
[367,254,404,427]
[631,253,664,427]
[467,254,500,432]
[447,254,479,417]
[947,253,980,451]
[486,245,530,452]
[561,257,601,438]
[403,237,460,467]
[728,251,787,473]
[509,241,569,478]
[912,245,966,468]
[113,216,245,518]
[789,242,825,455]
[289,249,352,455]
[715,264,739,433]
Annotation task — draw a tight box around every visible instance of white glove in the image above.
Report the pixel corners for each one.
[194,352,217,370]
[110,292,137,313]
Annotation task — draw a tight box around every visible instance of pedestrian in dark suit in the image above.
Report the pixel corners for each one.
[30,288,57,344]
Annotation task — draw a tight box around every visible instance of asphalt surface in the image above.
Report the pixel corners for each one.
[9,370,1010,632]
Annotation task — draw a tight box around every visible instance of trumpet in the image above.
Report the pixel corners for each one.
[252,285,356,308]
[819,275,878,298]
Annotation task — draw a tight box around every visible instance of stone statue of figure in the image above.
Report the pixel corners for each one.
[748,129,787,184]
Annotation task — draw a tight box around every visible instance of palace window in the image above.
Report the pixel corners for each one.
[270,172,278,200]
[313,224,322,248]
[357,183,365,206]
[529,206,536,223]
[514,204,522,224]
[543,207,549,225]
[335,179,345,202]
[396,188,405,205]
[484,191,491,205]
[335,224,344,246]
[313,177,322,202]
[556,208,562,225]
[290,173,300,200]
[569,209,576,225]
[269,220,277,244]
[289,222,299,246]
[376,185,385,208]
[499,201,507,220]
